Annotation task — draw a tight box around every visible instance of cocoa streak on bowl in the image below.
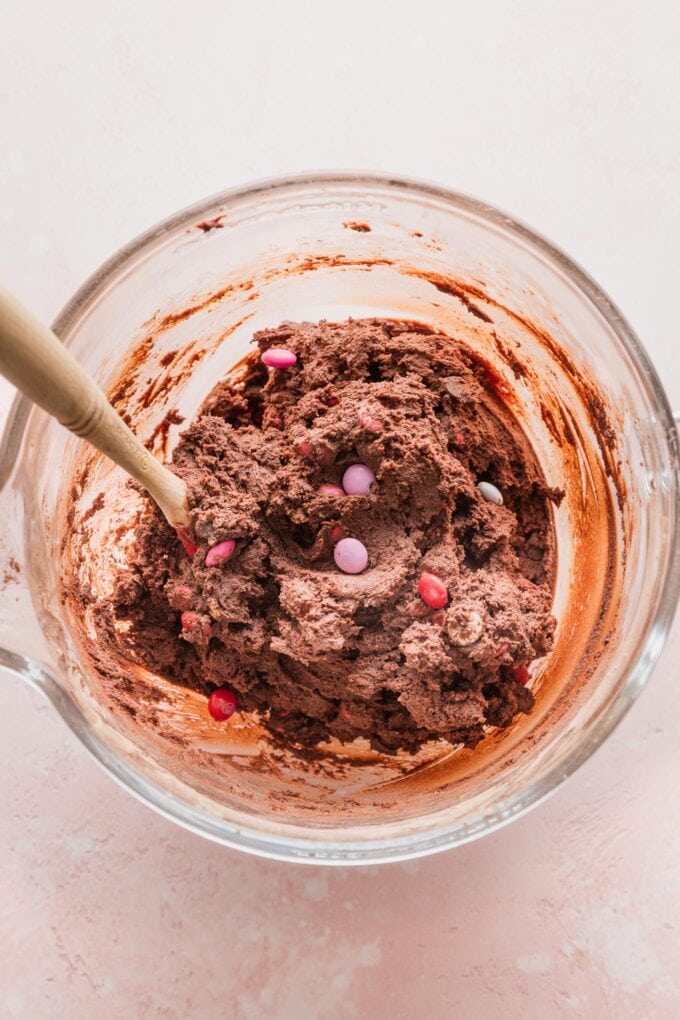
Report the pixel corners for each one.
[135,280,256,343]
[195,215,225,233]
[147,409,185,458]
[107,314,255,427]
[540,403,566,448]
[491,330,528,380]
[408,269,494,324]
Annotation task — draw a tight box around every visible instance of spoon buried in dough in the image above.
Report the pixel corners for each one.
[0,282,194,551]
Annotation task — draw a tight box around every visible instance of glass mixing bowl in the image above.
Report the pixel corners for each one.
[0,173,678,864]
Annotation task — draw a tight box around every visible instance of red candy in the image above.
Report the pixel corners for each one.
[454,431,465,449]
[330,525,345,543]
[512,664,531,685]
[298,441,312,457]
[180,611,210,637]
[418,572,448,609]
[208,687,239,721]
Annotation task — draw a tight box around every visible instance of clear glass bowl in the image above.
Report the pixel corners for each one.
[0,173,678,864]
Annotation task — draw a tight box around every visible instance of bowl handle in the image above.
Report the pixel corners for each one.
[0,394,59,687]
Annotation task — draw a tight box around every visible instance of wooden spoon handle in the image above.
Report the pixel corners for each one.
[0,282,190,531]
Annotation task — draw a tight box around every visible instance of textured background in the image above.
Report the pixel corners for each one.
[1,2,679,1017]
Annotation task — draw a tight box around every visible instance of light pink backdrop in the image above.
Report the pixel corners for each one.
[1,2,679,1016]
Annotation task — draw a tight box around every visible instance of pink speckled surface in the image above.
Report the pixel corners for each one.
[1,2,679,1016]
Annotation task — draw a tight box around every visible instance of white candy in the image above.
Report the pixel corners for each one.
[478,481,503,506]
[446,609,484,646]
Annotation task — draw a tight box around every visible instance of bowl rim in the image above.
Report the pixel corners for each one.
[3,170,679,865]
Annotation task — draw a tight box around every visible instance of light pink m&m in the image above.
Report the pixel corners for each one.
[205,540,236,567]
[261,348,298,369]
[359,410,383,433]
[320,484,345,497]
[334,537,369,574]
[342,463,376,496]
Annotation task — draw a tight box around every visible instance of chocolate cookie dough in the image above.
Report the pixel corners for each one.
[108,318,560,754]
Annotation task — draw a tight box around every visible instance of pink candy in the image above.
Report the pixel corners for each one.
[205,540,236,567]
[320,484,345,497]
[261,348,298,369]
[359,410,383,433]
[342,463,376,496]
[298,441,334,465]
[334,537,369,575]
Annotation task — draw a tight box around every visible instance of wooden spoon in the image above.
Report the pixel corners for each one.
[0,282,194,550]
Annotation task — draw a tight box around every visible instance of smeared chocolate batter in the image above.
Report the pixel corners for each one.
[104,319,560,753]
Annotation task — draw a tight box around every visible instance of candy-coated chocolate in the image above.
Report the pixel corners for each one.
[261,348,298,369]
[342,463,376,495]
[205,540,236,567]
[208,687,238,721]
[418,572,448,609]
[334,537,369,574]
[478,481,504,505]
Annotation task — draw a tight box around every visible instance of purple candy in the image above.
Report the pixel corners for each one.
[342,463,376,496]
[334,537,368,575]
[261,347,298,369]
